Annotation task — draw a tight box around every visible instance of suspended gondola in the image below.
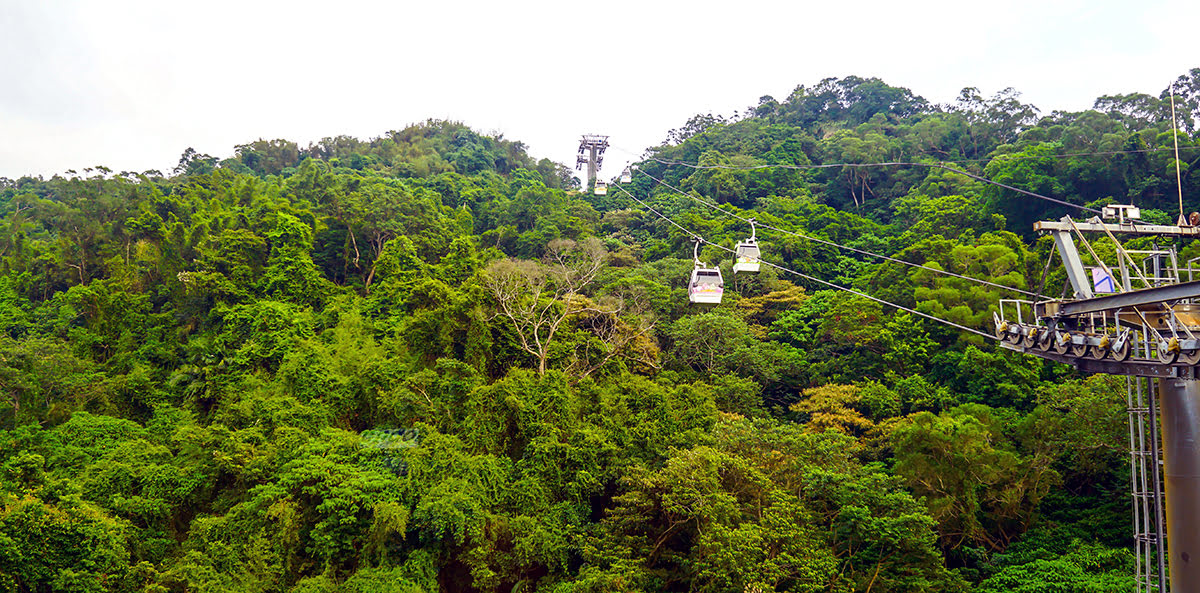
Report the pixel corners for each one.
[594,180,608,195]
[733,218,761,274]
[688,240,724,304]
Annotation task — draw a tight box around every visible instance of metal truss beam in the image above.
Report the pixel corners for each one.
[1035,220,1200,237]
[1056,280,1200,316]
[998,342,1200,378]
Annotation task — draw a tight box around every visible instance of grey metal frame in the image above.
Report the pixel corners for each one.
[1130,374,1168,593]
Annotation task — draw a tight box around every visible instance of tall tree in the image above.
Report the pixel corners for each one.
[484,238,606,375]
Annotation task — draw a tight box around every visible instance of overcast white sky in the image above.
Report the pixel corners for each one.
[2,0,1198,180]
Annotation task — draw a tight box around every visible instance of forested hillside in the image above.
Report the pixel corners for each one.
[2,71,1199,592]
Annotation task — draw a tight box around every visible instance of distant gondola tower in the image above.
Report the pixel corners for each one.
[576,134,609,188]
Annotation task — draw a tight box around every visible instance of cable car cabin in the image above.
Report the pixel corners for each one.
[620,169,632,184]
[594,181,607,196]
[733,239,760,273]
[689,266,724,304]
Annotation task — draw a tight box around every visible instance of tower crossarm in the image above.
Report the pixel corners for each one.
[1035,220,1200,237]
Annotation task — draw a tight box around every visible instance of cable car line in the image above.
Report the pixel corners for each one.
[652,156,1100,214]
[628,167,1045,298]
[610,183,997,340]
[613,145,1101,215]
[641,145,1200,167]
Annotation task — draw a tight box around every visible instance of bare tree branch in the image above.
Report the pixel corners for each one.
[484,238,631,376]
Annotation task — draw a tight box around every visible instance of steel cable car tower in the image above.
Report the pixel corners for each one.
[994,205,1200,592]
[577,134,609,194]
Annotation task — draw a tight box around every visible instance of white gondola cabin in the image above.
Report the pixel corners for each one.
[688,240,723,304]
[689,266,724,304]
[620,167,632,184]
[733,218,761,274]
[594,180,607,195]
[733,239,760,273]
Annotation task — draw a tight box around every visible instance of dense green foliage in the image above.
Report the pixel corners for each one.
[3,70,1199,591]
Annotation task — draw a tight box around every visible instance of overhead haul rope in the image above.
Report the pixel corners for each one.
[619,149,1102,215]
[609,183,997,340]
[628,167,1044,298]
[948,146,1200,165]
[644,145,1200,167]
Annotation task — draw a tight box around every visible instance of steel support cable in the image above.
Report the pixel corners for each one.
[638,145,1200,167]
[656,157,1099,215]
[613,144,1102,215]
[610,183,997,341]
[1063,215,1174,343]
[629,167,1044,298]
[1094,218,1156,290]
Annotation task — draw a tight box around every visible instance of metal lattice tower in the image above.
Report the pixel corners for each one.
[1129,375,1168,592]
[576,134,609,188]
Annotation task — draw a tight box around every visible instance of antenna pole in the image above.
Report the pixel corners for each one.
[1170,83,1185,223]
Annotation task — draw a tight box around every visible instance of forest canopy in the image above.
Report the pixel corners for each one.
[2,70,1200,592]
